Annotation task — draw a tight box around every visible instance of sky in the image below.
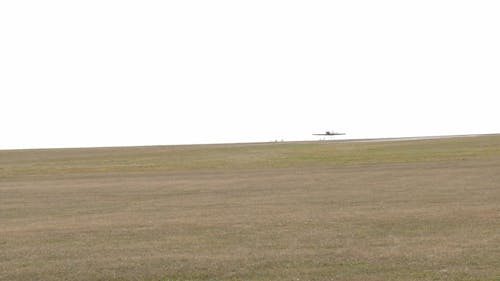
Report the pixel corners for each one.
[1,0,499,150]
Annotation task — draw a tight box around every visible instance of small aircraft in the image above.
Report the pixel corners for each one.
[313,131,346,136]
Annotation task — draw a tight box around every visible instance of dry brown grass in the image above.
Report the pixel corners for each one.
[1,135,500,280]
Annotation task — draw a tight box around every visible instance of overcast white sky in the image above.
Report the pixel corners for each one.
[1,0,499,149]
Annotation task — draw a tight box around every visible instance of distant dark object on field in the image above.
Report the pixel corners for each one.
[313,131,346,136]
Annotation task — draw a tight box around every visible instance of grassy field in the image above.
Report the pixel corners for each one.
[1,135,500,280]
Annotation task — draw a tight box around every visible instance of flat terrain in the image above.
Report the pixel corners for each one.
[1,135,500,281]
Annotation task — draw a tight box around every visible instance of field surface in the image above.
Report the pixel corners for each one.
[1,135,500,281]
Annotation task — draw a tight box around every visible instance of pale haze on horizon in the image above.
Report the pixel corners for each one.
[1,0,499,150]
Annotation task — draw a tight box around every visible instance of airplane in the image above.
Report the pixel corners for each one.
[313,131,346,136]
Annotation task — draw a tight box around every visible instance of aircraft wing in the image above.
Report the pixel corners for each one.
[312,133,346,136]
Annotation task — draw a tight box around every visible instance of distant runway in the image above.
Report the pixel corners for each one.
[317,134,496,144]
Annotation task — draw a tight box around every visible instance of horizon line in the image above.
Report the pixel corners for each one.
[1,133,498,152]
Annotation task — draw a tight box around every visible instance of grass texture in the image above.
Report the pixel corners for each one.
[1,135,500,280]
